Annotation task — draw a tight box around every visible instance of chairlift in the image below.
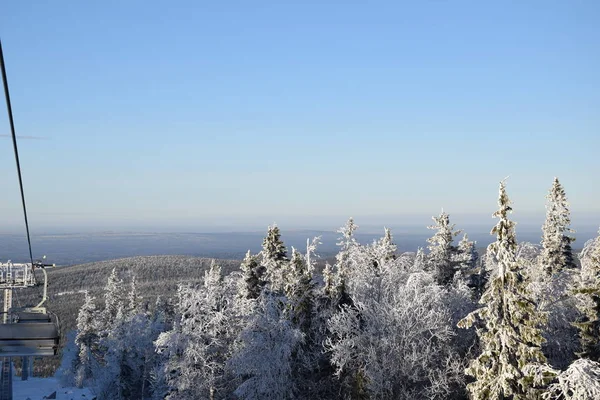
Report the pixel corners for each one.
[0,260,60,357]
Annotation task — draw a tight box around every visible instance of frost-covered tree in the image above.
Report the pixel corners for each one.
[127,275,141,315]
[458,179,550,399]
[155,261,238,400]
[572,229,600,361]
[543,359,600,400]
[366,228,397,270]
[102,268,124,328]
[413,247,427,272]
[524,241,579,369]
[261,224,289,293]
[329,218,361,308]
[75,291,99,387]
[230,293,303,400]
[455,233,483,292]
[327,263,464,400]
[427,210,462,285]
[285,247,315,333]
[94,308,158,400]
[322,262,335,299]
[540,177,576,276]
[335,218,360,283]
[238,250,264,300]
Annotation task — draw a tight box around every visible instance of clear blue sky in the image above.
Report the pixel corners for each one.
[0,1,598,234]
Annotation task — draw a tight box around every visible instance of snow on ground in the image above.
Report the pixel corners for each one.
[13,375,93,400]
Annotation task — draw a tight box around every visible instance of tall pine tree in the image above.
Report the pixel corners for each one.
[238,250,265,300]
[261,224,289,293]
[458,179,549,399]
[539,177,576,276]
[427,210,462,285]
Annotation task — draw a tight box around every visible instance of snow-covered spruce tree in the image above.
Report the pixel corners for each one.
[285,240,336,398]
[427,210,462,286]
[285,247,315,334]
[238,250,265,300]
[261,224,289,293]
[523,240,580,370]
[539,177,576,276]
[413,247,427,272]
[102,268,124,329]
[322,262,335,299]
[366,228,397,271]
[456,233,480,283]
[331,218,362,308]
[572,228,600,361]
[94,307,158,400]
[155,261,238,400]
[458,179,551,399]
[230,292,303,400]
[126,275,141,316]
[74,291,99,388]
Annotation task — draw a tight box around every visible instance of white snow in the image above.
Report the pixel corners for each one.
[13,375,93,400]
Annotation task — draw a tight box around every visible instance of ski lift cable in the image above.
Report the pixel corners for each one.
[0,39,35,268]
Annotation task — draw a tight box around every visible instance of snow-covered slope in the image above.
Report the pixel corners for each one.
[13,375,93,400]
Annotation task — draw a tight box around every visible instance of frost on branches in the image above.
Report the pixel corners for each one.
[539,177,576,276]
[230,293,303,400]
[427,210,462,286]
[458,180,550,399]
[572,228,600,362]
[326,238,465,399]
[261,224,290,293]
[531,359,600,400]
[238,250,264,300]
[155,261,238,400]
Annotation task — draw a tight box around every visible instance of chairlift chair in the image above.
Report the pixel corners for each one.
[0,261,60,357]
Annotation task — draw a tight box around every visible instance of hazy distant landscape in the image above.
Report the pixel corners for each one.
[1,225,598,265]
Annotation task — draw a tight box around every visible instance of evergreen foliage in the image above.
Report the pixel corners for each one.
[540,177,576,276]
[458,180,550,399]
[261,224,289,293]
[427,210,462,285]
[572,229,600,361]
[238,250,264,300]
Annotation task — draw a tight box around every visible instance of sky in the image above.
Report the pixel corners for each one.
[0,1,598,234]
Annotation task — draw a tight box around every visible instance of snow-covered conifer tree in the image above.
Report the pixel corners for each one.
[75,291,99,387]
[413,247,427,272]
[102,268,123,328]
[539,177,576,276]
[127,275,140,315]
[238,250,264,300]
[285,247,314,333]
[230,293,303,400]
[427,210,462,285]
[458,179,550,399]
[156,261,237,400]
[457,233,478,272]
[455,233,487,298]
[331,218,362,307]
[322,263,335,299]
[261,224,289,293]
[572,228,600,361]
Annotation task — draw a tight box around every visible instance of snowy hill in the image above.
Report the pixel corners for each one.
[10,255,241,377]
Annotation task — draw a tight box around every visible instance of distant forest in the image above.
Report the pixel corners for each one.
[20,178,600,399]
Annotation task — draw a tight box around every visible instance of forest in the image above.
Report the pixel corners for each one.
[57,178,600,400]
